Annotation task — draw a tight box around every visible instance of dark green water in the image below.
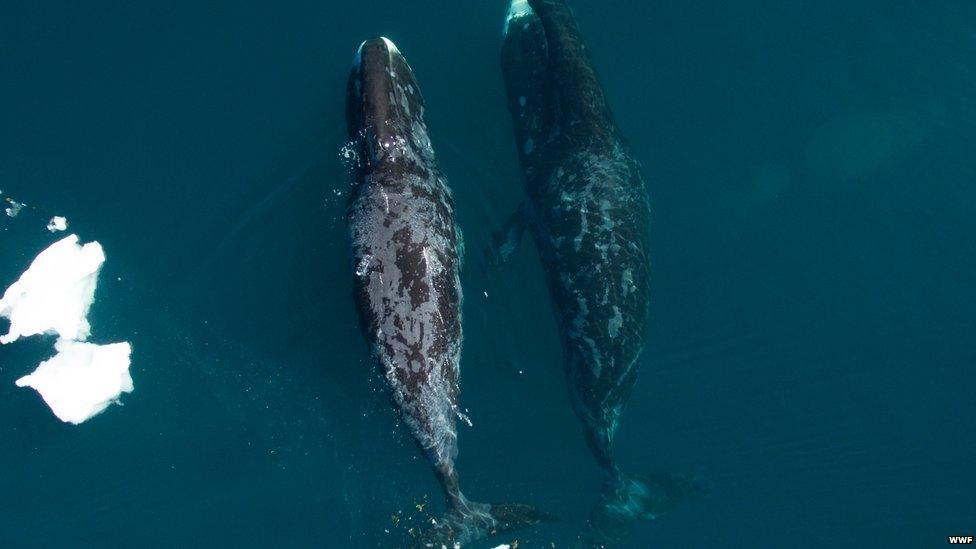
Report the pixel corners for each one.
[1,1,974,547]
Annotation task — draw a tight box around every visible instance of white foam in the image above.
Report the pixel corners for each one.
[15,339,133,424]
[46,216,68,232]
[0,234,104,344]
[504,0,535,35]
[354,40,367,67]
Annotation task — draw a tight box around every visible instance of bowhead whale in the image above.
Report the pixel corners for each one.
[495,1,706,544]
[346,37,553,547]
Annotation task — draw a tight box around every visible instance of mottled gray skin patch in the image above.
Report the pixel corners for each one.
[349,170,464,475]
[500,3,706,543]
[503,0,651,474]
[347,38,555,548]
[346,38,467,506]
[534,149,651,473]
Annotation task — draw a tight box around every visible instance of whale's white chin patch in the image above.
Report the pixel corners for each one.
[379,36,400,54]
[353,37,400,69]
[504,0,535,36]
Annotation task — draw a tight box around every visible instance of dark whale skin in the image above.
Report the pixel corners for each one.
[346,37,553,547]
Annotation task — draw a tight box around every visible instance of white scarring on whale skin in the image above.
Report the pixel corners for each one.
[349,170,463,467]
[537,143,650,413]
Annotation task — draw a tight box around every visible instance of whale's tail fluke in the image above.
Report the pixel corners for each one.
[416,494,556,548]
[581,472,709,546]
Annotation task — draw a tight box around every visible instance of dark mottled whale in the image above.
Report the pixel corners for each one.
[495,1,706,544]
[346,37,553,547]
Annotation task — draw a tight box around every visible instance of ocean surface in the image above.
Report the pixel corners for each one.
[2,1,974,547]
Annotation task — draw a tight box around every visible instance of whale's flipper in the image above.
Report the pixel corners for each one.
[484,202,531,270]
[417,495,556,547]
[457,224,467,275]
[583,473,710,546]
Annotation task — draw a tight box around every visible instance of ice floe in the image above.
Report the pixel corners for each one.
[0,234,104,344]
[1,234,133,424]
[47,216,68,232]
[15,339,133,424]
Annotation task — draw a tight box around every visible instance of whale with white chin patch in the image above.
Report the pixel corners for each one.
[493,2,708,545]
[345,37,554,547]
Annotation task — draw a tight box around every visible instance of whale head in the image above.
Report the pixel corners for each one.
[346,37,435,176]
[504,0,535,36]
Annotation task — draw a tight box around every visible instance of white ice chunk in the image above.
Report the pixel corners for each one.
[47,216,68,232]
[5,198,25,217]
[15,339,133,424]
[0,234,104,344]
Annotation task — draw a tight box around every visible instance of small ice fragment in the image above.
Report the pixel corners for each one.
[0,234,104,344]
[15,339,133,424]
[47,216,68,232]
[5,198,25,217]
